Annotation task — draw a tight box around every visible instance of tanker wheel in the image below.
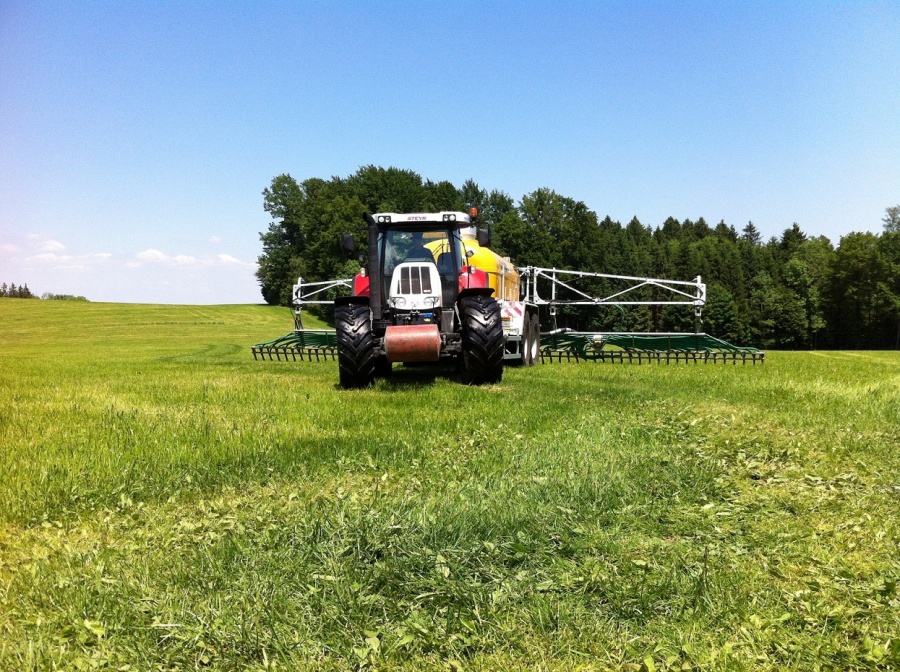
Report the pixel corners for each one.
[517,313,531,366]
[522,312,536,366]
[335,303,376,389]
[529,311,541,365]
[459,295,504,385]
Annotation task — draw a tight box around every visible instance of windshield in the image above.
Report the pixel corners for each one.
[380,228,463,306]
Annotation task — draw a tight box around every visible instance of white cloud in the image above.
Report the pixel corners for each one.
[135,248,169,263]
[27,253,64,262]
[134,249,204,268]
[132,249,253,269]
[27,252,111,263]
[217,253,255,267]
[25,251,112,270]
[38,239,66,252]
[132,250,206,268]
[22,234,63,252]
[208,235,223,244]
[7,234,259,302]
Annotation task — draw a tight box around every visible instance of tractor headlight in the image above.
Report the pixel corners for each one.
[391,297,407,308]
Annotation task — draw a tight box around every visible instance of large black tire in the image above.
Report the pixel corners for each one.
[459,295,504,385]
[335,303,376,389]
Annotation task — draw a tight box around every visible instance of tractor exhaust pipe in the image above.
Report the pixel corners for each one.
[364,213,383,321]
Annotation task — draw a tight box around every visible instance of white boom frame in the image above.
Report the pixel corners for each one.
[291,277,352,330]
[519,266,706,309]
[290,268,706,331]
[292,277,352,305]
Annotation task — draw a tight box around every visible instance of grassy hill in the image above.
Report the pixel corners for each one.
[1,299,898,670]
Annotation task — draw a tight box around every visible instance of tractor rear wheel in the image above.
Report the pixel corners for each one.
[459,295,504,385]
[335,303,376,389]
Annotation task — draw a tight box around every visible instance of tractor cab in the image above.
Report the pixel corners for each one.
[382,227,457,323]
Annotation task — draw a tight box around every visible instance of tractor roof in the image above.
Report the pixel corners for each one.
[371,211,473,228]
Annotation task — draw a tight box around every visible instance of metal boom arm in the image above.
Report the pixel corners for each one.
[291,277,352,329]
[520,266,706,308]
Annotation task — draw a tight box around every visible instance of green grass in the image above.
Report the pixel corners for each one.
[1,298,898,670]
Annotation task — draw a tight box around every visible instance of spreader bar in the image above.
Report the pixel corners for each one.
[251,330,338,361]
[539,330,764,364]
[520,267,706,307]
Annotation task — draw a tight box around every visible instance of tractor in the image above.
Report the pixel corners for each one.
[334,209,518,388]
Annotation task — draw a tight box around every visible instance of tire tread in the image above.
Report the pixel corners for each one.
[335,303,376,388]
[460,295,504,384]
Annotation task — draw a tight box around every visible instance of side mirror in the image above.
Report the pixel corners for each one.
[341,233,356,254]
[477,228,491,248]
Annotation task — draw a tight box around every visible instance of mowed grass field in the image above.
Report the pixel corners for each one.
[1,299,898,671]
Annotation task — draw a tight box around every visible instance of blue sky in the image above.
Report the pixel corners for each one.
[2,1,898,304]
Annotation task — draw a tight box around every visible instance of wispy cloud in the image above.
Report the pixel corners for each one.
[25,251,113,272]
[129,249,254,269]
[217,253,255,267]
[3,233,258,275]
[38,239,66,252]
[5,234,259,302]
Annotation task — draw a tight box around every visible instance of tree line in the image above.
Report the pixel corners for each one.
[257,167,900,350]
[1,282,37,299]
[0,283,89,301]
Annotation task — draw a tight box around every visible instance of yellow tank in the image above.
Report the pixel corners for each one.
[459,231,520,302]
[423,230,520,302]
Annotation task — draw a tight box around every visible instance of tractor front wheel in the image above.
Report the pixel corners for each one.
[335,303,376,389]
[459,295,504,385]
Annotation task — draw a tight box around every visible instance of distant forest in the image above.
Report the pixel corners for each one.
[0,282,37,299]
[257,166,900,350]
[0,283,88,301]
